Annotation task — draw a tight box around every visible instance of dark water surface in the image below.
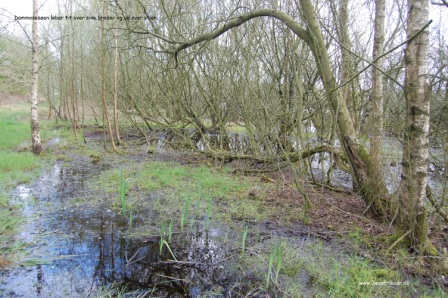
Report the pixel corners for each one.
[0,161,246,297]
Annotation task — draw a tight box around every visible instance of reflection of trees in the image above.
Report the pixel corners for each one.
[23,160,241,296]
[91,226,231,296]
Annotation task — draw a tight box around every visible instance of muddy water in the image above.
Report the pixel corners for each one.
[0,163,242,297]
[0,159,271,297]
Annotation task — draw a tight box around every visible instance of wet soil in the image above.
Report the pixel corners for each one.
[0,138,313,297]
[0,132,446,297]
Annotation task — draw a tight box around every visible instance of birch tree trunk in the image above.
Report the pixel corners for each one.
[369,0,386,207]
[398,0,435,254]
[31,0,42,155]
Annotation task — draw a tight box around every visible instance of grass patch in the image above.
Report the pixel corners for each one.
[134,162,252,201]
[134,162,255,226]
[234,238,443,297]
[0,152,40,188]
[0,103,49,267]
[0,105,32,150]
[91,160,259,229]
[0,105,44,187]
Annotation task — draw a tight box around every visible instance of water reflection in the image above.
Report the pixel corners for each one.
[1,162,237,297]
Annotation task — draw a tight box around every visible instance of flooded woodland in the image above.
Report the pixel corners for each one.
[0,100,446,297]
[1,0,448,296]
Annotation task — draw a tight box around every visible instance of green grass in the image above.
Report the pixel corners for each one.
[0,105,32,150]
[134,162,254,224]
[119,170,128,217]
[134,161,249,195]
[0,105,45,187]
[231,237,445,297]
[0,104,47,266]
[0,152,40,189]
[90,160,260,231]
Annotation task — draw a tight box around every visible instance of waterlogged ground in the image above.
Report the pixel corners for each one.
[0,140,296,297]
[0,135,445,297]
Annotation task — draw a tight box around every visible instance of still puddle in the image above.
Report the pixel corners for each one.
[0,160,273,297]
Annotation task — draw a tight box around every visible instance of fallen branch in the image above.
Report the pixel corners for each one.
[386,230,412,255]
[261,174,277,183]
[199,145,351,175]
[310,181,353,194]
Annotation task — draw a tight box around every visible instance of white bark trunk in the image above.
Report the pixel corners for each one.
[370,0,386,192]
[399,0,432,251]
[31,0,42,155]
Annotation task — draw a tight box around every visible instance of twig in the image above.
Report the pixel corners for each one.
[320,194,378,226]
[386,230,412,255]
[328,20,433,93]
[261,174,277,183]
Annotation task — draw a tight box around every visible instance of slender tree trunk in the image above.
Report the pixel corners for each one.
[369,0,387,208]
[70,30,78,141]
[101,10,117,151]
[59,40,65,120]
[398,0,435,254]
[293,45,309,173]
[80,33,85,130]
[337,0,358,131]
[299,0,389,214]
[113,28,122,145]
[31,0,42,155]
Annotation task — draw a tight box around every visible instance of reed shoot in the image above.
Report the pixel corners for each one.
[181,196,190,232]
[168,219,173,242]
[205,196,212,231]
[119,170,128,217]
[266,242,283,288]
[241,223,249,254]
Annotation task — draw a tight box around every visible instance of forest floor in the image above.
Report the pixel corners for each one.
[0,97,447,297]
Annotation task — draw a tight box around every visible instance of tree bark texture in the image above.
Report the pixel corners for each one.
[113,28,122,145]
[398,0,433,253]
[31,0,42,155]
[298,0,388,215]
[101,11,117,151]
[337,0,358,131]
[369,0,388,212]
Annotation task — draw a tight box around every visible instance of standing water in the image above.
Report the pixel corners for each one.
[0,160,245,297]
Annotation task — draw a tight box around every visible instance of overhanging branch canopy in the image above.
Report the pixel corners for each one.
[169,9,309,66]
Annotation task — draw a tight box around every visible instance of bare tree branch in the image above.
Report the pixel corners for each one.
[431,0,448,8]
[170,9,309,66]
